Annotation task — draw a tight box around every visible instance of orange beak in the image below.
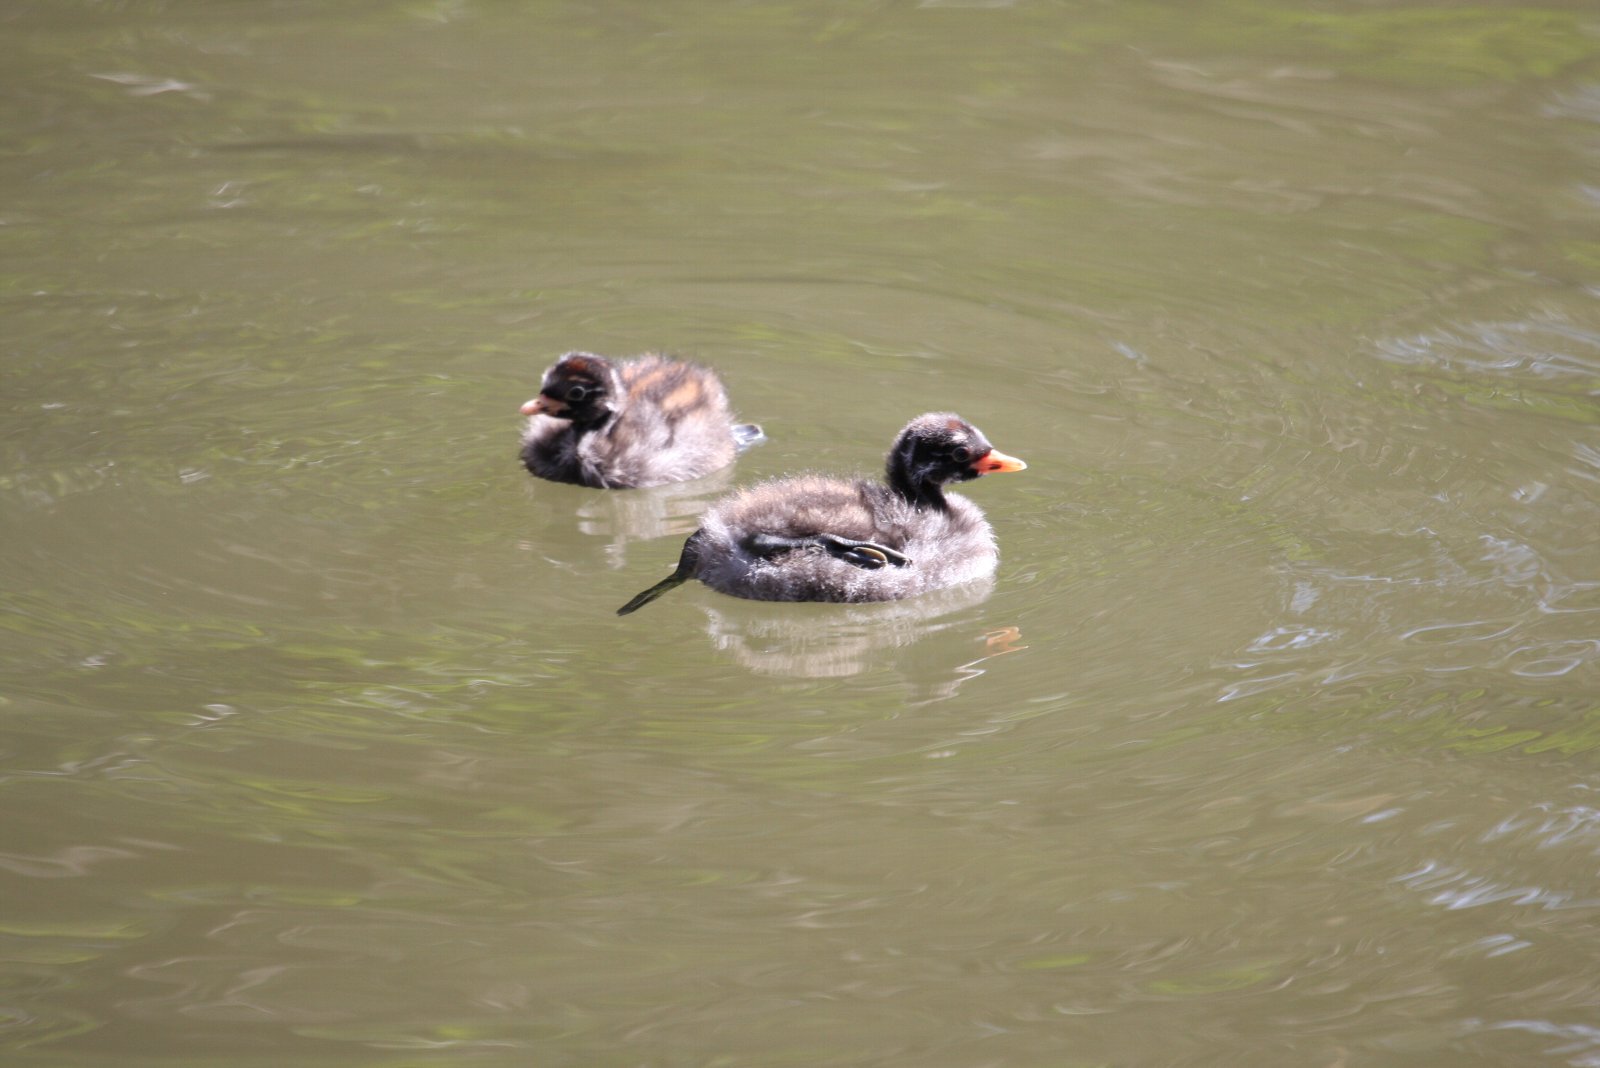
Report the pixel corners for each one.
[973,448,1027,474]
[521,395,567,417]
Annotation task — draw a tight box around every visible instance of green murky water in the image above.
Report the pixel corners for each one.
[3,2,1598,1064]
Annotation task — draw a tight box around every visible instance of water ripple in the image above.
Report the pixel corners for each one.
[1393,861,1600,912]
[1372,319,1600,390]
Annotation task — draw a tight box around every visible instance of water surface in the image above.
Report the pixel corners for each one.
[3,2,1599,1065]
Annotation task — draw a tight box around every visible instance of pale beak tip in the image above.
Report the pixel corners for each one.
[977,448,1027,474]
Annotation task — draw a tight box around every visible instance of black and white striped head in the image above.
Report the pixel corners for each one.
[886,413,1026,509]
[520,352,624,426]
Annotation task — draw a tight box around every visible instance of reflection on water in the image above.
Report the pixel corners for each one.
[567,466,739,569]
[697,579,1012,685]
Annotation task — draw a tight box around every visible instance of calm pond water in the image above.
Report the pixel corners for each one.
[3,1,1599,1065]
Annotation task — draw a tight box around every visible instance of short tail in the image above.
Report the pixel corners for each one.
[617,531,704,616]
[731,423,766,452]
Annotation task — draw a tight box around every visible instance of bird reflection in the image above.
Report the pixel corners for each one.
[570,466,739,569]
[922,624,1031,703]
[981,626,1026,656]
[693,579,1024,695]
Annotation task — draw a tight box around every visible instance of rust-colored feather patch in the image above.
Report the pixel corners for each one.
[661,379,704,414]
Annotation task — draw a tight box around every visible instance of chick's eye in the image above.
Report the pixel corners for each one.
[565,385,589,402]
[950,446,972,463]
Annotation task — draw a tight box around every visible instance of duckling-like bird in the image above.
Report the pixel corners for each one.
[520,351,762,488]
[617,413,1025,614]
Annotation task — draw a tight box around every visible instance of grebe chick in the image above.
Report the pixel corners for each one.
[520,351,762,488]
[618,413,1025,614]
